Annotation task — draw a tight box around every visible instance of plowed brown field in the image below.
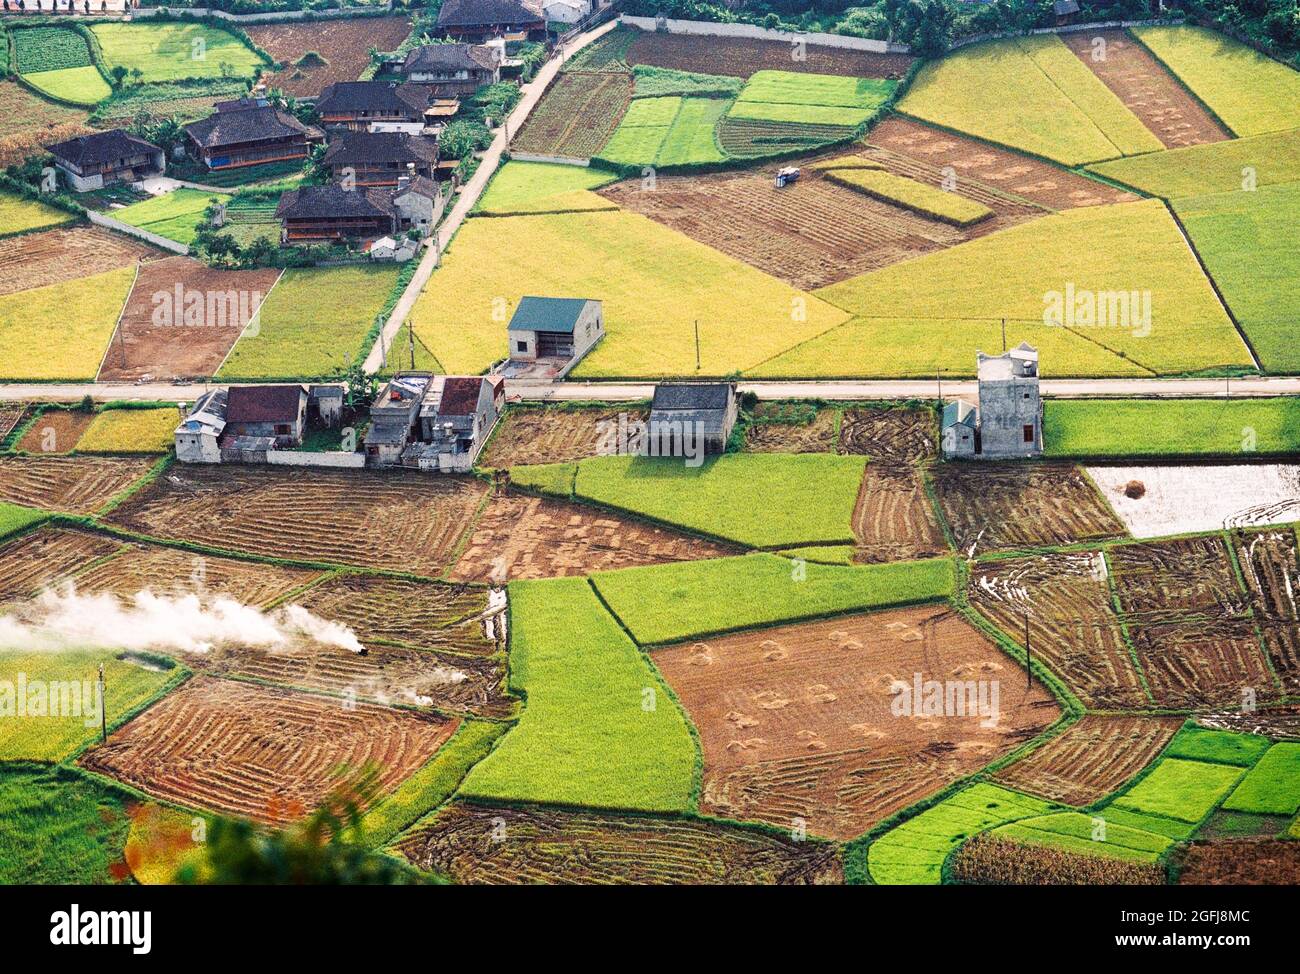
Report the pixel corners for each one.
[0,456,157,514]
[81,676,458,825]
[969,550,1149,709]
[397,802,843,884]
[626,31,914,79]
[1234,529,1300,693]
[851,465,948,563]
[1062,30,1230,148]
[933,463,1125,557]
[1174,839,1300,884]
[993,715,1182,805]
[867,116,1139,210]
[0,527,127,603]
[655,605,1059,840]
[481,406,647,468]
[837,407,937,462]
[1198,704,1300,739]
[247,16,414,98]
[104,466,488,577]
[448,491,737,582]
[98,257,282,382]
[15,410,94,454]
[0,226,160,298]
[745,405,837,453]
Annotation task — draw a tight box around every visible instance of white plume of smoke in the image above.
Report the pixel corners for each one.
[0,585,363,655]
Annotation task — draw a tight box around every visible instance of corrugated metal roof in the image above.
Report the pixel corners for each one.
[507,296,594,334]
[651,383,733,411]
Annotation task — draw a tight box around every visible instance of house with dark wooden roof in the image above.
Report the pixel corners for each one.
[435,0,546,41]
[649,383,738,456]
[223,384,308,447]
[321,131,439,187]
[275,184,399,243]
[398,43,502,91]
[184,102,323,172]
[45,129,164,192]
[315,81,436,132]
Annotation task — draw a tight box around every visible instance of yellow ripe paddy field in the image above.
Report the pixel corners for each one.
[0,191,75,238]
[76,408,179,454]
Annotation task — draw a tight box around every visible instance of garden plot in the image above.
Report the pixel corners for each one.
[286,575,499,657]
[511,70,632,159]
[1109,536,1275,709]
[1234,529,1300,693]
[81,676,457,825]
[1061,29,1229,148]
[104,466,488,577]
[0,226,161,298]
[867,117,1138,211]
[247,16,413,98]
[655,604,1060,840]
[599,147,1042,290]
[968,551,1149,709]
[742,404,837,453]
[480,406,647,468]
[98,257,281,382]
[0,456,156,514]
[993,716,1183,806]
[934,463,1125,556]
[1088,464,1300,538]
[0,527,128,604]
[1174,839,1300,884]
[398,803,842,885]
[447,492,737,582]
[625,29,913,80]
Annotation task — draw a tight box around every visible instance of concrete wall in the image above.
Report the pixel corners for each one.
[508,152,590,167]
[620,15,910,54]
[977,375,1042,458]
[267,449,365,469]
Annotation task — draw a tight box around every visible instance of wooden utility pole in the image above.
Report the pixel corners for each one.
[1001,317,1007,352]
[694,320,701,371]
[97,663,106,743]
[1024,611,1032,688]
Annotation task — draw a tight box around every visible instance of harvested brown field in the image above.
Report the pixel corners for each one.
[1233,529,1300,693]
[481,406,647,468]
[952,834,1164,885]
[851,465,948,563]
[838,407,936,463]
[1110,536,1276,709]
[969,551,1149,709]
[1174,839,1300,884]
[933,463,1126,556]
[626,30,914,79]
[0,455,157,514]
[15,409,94,454]
[397,802,843,884]
[247,16,414,98]
[448,491,738,582]
[81,676,458,825]
[0,403,25,442]
[715,115,855,159]
[745,404,838,453]
[1062,30,1230,148]
[0,527,127,603]
[289,574,499,656]
[599,155,1043,289]
[189,639,514,718]
[0,226,161,298]
[0,80,92,168]
[655,604,1060,840]
[993,716,1182,805]
[104,466,488,577]
[512,70,632,159]
[98,257,282,382]
[1198,704,1300,739]
[867,116,1139,210]
[73,542,321,609]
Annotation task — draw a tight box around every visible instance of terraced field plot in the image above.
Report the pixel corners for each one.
[625,29,913,80]
[715,114,856,159]
[934,463,1125,557]
[0,456,156,514]
[81,676,458,825]
[247,16,412,98]
[655,605,1059,840]
[14,409,94,454]
[0,81,91,168]
[1109,536,1275,709]
[98,257,281,382]
[475,162,618,216]
[92,79,250,127]
[91,23,266,84]
[480,406,646,468]
[0,225,160,299]
[398,803,842,885]
[448,492,737,582]
[599,148,1043,289]
[0,528,127,604]
[1234,529,1300,693]
[104,466,488,577]
[0,191,76,238]
[1088,126,1300,199]
[511,70,631,159]
[851,465,948,564]
[867,116,1138,210]
[968,550,1148,709]
[993,716,1183,806]
[288,575,498,656]
[1061,29,1229,148]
